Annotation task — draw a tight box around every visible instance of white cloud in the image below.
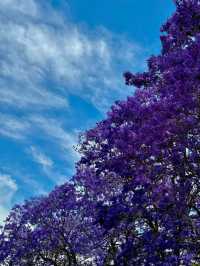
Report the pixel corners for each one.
[30,146,54,168]
[29,116,80,162]
[0,0,38,15]
[0,0,145,112]
[0,114,30,140]
[0,173,18,224]
[0,0,146,148]
[28,145,66,183]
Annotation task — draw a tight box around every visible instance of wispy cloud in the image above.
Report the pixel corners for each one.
[30,146,54,168]
[29,116,79,160]
[0,173,17,224]
[0,114,31,140]
[29,145,66,184]
[0,0,145,113]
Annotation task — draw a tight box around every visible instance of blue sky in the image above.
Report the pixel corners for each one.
[0,0,175,223]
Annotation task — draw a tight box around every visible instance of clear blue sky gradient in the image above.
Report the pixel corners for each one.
[0,0,175,222]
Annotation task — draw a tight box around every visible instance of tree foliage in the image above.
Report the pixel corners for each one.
[0,0,200,265]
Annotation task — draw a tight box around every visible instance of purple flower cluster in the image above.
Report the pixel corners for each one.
[0,0,200,265]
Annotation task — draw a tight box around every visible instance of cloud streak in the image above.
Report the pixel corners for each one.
[0,0,145,113]
[0,114,31,140]
[30,146,54,168]
[0,173,17,224]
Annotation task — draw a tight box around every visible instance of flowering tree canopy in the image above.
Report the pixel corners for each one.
[0,0,200,265]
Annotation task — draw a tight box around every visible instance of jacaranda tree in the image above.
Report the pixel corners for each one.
[0,0,200,265]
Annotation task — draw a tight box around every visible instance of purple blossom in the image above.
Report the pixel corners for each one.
[0,0,200,265]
